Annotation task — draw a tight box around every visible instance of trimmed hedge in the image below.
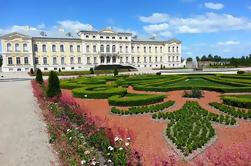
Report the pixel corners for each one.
[72,86,127,99]
[111,101,174,115]
[108,93,165,106]
[221,95,251,109]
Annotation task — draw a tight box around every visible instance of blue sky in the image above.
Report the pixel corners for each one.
[1,0,251,58]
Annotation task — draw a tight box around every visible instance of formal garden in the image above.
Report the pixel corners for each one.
[32,71,251,165]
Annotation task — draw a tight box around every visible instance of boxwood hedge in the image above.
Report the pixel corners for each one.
[221,95,251,109]
[108,93,165,106]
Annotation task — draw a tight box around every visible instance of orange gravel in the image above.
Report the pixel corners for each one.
[63,88,251,166]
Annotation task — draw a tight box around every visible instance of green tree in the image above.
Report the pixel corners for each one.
[114,68,118,76]
[47,71,61,97]
[35,68,43,84]
[90,67,94,74]
[187,57,193,61]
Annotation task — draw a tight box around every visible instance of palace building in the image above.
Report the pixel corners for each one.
[0,28,182,72]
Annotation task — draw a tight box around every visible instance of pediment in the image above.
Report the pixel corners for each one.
[0,32,31,40]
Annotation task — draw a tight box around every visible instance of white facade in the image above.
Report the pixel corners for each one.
[0,29,182,72]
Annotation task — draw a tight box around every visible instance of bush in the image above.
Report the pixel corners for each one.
[35,68,43,84]
[30,68,34,75]
[183,89,203,98]
[108,93,165,106]
[47,71,61,97]
[114,68,118,76]
[237,70,245,74]
[156,72,161,75]
[90,68,94,74]
[221,95,251,109]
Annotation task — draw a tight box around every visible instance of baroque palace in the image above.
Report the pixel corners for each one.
[0,28,182,72]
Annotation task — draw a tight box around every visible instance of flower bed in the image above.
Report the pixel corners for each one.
[111,101,174,115]
[221,95,251,109]
[210,102,251,119]
[108,93,166,106]
[152,101,236,157]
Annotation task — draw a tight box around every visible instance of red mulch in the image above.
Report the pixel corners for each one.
[62,88,251,166]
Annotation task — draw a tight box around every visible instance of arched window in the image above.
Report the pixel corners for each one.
[176,46,179,52]
[101,56,105,63]
[15,43,20,52]
[42,44,46,52]
[107,56,111,63]
[23,44,28,52]
[34,44,38,52]
[168,46,170,52]
[86,45,89,52]
[106,45,110,53]
[77,45,81,52]
[112,56,116,63]
[60,45,64,52]
[100,45,104,52]
[93,45,97,52]
[70,45,73,52]
[172,46,175,52]
[7,43,11,52]
[112,45,116,53]
[52,45,56,52]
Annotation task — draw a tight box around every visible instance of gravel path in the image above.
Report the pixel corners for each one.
[0,73,57,166]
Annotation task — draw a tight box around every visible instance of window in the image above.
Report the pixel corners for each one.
[86,45,90,52]
[16,57,21,64]
[131,46,134,53]
[132,57,134,63]
[168,46,170,52]
[53,57,57,65]
[78,57,81,64]
[94,57,97,63]
[100,36,103,39]
[15,43,20,52]
[172,46,175,52]
[100,45,104,52]
[144,47,146,53]
[126,57,128,63]
[85,35,89,38]
[120,57,123,63]
[149,47,151,53]
[77,45,81,52]
[155,57,157,62]
[137,46,140,53]
[112,45,116,53]
[160,47,163,53]
[34,44,38,52]
[101,56,105,63]
[60,45,64,52]
[112,56,116,63]
[42,44,46,52]
[93,45,97,52]
[172,56,174,61]
[126,46,128,53]
[107,56,111,63]
[168,56,170,62]
[7,43,12,52]
[149,57,152,62]
[155,47,157,53]
[34,57,39,64]
[119,37,122,39]
[23,44,28,52]
[125,37,128,39]
[70,57,74,64]
[43,57,47,65]
[112,36,115,39]
[52,45,56,52]
[106,36,109,39]
[70,45,74,52]
[160,56,162,62]
[93,35,96,38]
[137,57,140,63]
[87,57,90,64]
[106,45,110,53]
[119,46,123,53]
[24,57,29,64]
[144,57,146,63]
[8,57,12,65]
[176,56,179,61]
[176,46,179,52]
[61,57,65,65]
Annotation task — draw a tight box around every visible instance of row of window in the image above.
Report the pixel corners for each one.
[85,35,128,40]
[7,43,28,52]
[8,57,29,65]
[33,44,81,53]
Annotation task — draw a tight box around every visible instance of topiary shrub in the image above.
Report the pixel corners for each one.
[183,89,203,98]
[30,68,34,75]
[114,68,118,76]
[47,71,61,97]
[35,68,43,84]
[237,70,245,74]
[90,68,94,74]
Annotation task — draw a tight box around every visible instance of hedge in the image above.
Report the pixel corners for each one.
[111,101,174,115]
[108,93,165,106]
[221,95,251,109]
[72,86,127,99]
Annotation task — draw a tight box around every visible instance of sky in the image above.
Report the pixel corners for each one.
[1,0,251,58]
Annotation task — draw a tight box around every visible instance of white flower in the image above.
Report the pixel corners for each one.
[107,159,112,163]
[69,137,72,140]
[119,147,123,150]
[84,94,88,98]
[81,160,86,165]
[107,153,110,155]
[126,137,131,141]
[114,136,120,142]
[91,161,96,165]
[108,146,114,151]
[67,129,70,132]
[125,142,130,146]
[84,150,90,155]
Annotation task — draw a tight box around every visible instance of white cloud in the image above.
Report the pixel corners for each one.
[112,26,137,35]
[204,2,224,10]
[158,31,172,37]
[217,40,240,45]
[139,13,169,23]
[57,20,93,32]
[140,12,251,38]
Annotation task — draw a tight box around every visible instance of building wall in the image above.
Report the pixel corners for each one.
[1,31,182,72]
